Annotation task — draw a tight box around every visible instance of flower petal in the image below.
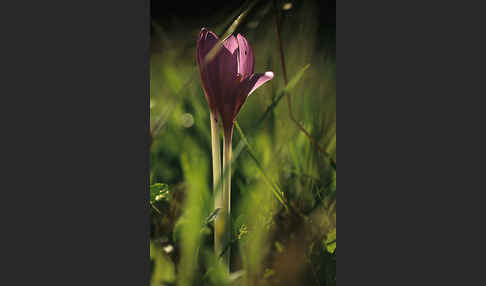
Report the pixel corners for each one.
[230,71,274,126]
[196,28,219,111]
[196,28,219,69]
[247,71,274,96]
[223,35,238,55]
[236,34,254,79]
[196,29,240,116]
[217,35,239,92]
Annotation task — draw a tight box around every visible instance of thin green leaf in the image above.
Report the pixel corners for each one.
[204,0,258,66]
[258,64,311,125]
[205,208,221,225]
[234,121,288,210]
[279,63,311,94]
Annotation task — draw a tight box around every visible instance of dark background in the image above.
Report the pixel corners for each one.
[151,0,336,56]
[151,0,335,23]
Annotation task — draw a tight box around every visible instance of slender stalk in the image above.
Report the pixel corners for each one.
[218,128,233,273]
[210,112,225,267]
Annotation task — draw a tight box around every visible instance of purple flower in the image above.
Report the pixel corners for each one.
[196,28,274,136]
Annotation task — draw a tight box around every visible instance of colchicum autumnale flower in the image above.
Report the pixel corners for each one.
[196,28,274,137]
[196,27,273,272]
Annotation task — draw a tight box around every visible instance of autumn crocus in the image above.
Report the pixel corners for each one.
[196,27,273,270]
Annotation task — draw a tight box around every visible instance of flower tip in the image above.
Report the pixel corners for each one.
[199,27,208,36]
[237,33,250,42]
[198,28,219,41]
[265,71,274,79]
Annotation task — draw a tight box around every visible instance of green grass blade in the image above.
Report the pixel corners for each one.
[258,64,311,125]
[234,121,288,210]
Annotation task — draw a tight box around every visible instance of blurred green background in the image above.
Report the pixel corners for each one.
[150,0,335,285]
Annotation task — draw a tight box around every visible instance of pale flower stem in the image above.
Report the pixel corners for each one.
[211,113,223,251]
[219,128,232,272]
[211,112,227,272]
